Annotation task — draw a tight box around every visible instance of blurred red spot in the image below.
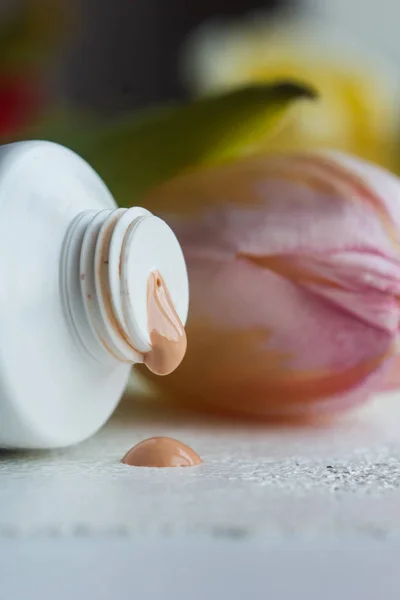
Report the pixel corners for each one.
[0,76,43,136]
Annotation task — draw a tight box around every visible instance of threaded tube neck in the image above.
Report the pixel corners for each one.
[61,207,189,365]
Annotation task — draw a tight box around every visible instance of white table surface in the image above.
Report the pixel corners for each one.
[2,382,400,598]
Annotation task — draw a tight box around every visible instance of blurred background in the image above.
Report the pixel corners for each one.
[3,0,400,169]
[62,0,290,111]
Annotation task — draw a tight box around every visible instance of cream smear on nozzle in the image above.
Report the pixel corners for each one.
[144,271,187,376]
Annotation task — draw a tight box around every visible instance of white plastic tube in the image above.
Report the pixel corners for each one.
[0,141,189,449]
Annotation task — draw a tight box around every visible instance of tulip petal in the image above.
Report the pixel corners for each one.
[142,151,400,417]
[142,253,396,417]
[240,250,400,333]
[383,356,400,390]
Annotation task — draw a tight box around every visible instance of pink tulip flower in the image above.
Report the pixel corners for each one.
[142,151,400,419]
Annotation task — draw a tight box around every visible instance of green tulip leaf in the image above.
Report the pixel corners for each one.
[27,81,317,204]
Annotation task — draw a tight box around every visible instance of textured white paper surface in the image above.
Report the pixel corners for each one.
[1,386,400,540]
